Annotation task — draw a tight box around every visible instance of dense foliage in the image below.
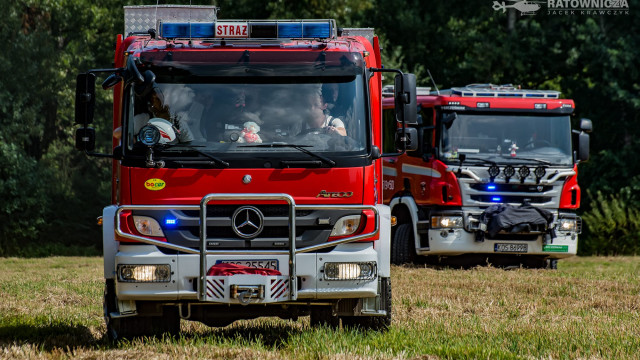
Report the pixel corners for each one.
[1,0,638,255]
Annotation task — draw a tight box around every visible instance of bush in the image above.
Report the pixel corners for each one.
[581,187,640,255]
[0,143,52,255]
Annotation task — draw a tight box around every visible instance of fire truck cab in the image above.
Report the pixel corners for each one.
[74,5,416,339]
[382,84,591,268]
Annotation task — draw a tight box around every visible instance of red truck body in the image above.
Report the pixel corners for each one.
[74,5,416,338]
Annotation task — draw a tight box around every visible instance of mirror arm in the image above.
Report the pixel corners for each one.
[84,150,117,159]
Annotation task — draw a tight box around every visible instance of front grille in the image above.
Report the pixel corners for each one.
[183,205,312,218]
[469,183,552,193]
[133,206,360,250]
[187,226,319,239]
[471,195,552,204]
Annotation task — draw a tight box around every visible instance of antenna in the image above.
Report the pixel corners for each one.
[154,0,159,33]
[427,69,440,95]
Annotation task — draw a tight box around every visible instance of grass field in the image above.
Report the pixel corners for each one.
[0,257,638,359]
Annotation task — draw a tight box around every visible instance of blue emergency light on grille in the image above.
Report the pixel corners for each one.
[159,20,334,40]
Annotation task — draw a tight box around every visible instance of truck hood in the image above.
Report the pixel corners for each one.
[126,167,365,205]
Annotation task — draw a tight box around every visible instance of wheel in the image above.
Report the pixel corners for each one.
[104,280,180,340]
[391,223,416,265]
[341,277,392,331]
[309,306,339,328]
[548,259,558,270]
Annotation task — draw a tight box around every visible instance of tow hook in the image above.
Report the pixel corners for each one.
[231,285,265,305]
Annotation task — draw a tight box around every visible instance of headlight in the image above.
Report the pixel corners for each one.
[324,262,376,281]
[431,216,463,229]
[558,218,581,233]
[118,264,171,282]
[133,216,164,237]
[330,215,361,236]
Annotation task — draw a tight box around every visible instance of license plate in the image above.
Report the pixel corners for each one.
[216,259,279,270]
[494,243,528,253]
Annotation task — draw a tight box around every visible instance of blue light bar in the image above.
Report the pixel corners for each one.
[164,217,178,226]
[487,185,496,191]
[159,20,334,40]
[161,22,215,39]
[491,197,502,202]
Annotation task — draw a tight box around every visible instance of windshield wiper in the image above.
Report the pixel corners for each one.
[499,156,551,165]
[240,144,336,167]
[159,144,230,168]
[458,155,497,166]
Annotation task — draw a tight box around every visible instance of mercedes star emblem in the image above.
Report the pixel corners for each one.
[231,206,264,239]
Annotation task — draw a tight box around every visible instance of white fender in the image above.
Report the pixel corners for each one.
[376,204,391,277]
[103,205,118,279]
[388,196,422,251]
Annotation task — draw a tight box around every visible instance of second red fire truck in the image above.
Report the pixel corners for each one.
[382,84,591,268]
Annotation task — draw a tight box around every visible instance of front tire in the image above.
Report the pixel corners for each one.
[391,223,416,265]
[341,277,391,331]
[104,280,180,340]
[309,306,339,328]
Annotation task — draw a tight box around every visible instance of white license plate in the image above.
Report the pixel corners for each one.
[494,243,528,253]
[216,259,279,270]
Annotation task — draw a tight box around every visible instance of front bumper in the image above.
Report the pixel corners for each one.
[112,193,388,305]
[115,242,380,302]
[420,229,577,258]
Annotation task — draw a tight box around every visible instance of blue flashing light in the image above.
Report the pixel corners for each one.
[491,197,502,202]
[487,185,496,191]
[303,22,332,38]
[278,23,303,38]
[164,217,178,226]
[161,22,215,39]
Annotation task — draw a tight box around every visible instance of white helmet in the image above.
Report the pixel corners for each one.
[148,118,177,144]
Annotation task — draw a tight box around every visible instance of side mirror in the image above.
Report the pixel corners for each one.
[578,132,589,162]
[394,73,417,125]
[134,70,157,98]
[442,112,457,129]
[124,55,144,86]
[75,73,96,125]
[396,127,418,152]
[580,118,592,133]
[75,127,96,151]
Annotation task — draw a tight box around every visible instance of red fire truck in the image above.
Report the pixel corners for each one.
[382,84,591,268]
[74,5,416,338]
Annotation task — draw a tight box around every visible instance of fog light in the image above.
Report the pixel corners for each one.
[503,165,515,178]
[324,262,376,281]
[118,264,171,282]
[558,218,578,233]
[488,165,500,179]
[431,216,463,229]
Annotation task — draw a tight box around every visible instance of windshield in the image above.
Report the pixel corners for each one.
[125,76,366,160]
[440,113,573,166]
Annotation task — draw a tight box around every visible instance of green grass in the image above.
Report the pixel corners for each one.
[0,257,639,359]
